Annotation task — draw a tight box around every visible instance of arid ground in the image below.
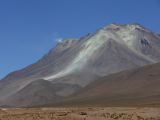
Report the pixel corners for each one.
[0,107,160,120]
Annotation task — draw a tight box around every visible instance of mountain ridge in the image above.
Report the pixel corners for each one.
[1,23,160,107]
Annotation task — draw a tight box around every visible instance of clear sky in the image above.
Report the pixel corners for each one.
[0,0,160,79]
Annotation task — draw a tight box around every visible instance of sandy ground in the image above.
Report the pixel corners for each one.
[0,107,160,120]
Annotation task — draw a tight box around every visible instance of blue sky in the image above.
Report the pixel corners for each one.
[0,0,160,79]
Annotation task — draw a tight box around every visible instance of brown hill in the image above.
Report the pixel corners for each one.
[61,62,160,107]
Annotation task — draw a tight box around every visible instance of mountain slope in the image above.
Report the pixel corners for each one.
[64,62,160,106]
[2,79,81,107]
[0,23,160,107]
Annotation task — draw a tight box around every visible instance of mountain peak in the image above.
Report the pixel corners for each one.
[103,23,149,32]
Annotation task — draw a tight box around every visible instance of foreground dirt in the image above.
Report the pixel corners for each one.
[0,107,160,120]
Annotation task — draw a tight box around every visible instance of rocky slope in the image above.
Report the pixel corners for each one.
[0,23,160,107]
[64,62,160,107]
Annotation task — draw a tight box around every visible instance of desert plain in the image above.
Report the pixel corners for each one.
[0,107,160,120]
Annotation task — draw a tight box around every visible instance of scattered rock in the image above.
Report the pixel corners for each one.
[79,112,87,115]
